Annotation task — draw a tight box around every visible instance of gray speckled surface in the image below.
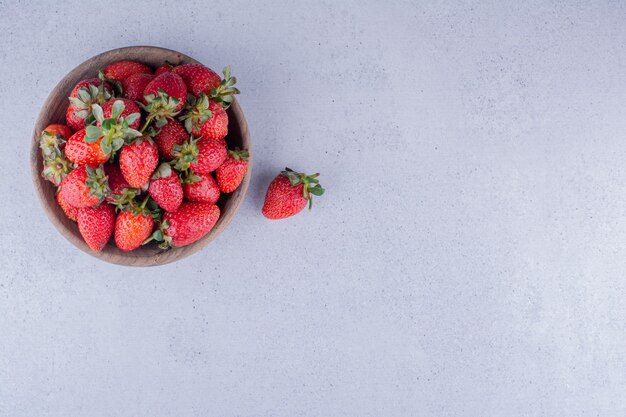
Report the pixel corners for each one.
[1,1,625,415]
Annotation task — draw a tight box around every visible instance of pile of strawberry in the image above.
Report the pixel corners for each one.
[40,59,325,254]
[39,60,249,252]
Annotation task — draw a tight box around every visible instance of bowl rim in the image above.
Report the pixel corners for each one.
[31,45,251,267]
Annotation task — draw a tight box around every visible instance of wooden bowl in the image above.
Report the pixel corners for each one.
[30,46,251,266]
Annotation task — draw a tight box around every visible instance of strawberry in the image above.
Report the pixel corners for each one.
[172,63,221,97]
[148,163,183,212]
[40,124,73,157]
[147,202,220,248]
[216,149,249,193]
[66,78,113,131]
[64,129,109,166]
[77,203,116,252]
[104,164,138,205]
[153,119,188,160]
[42,153,74,185]
[114,198,155,251]
[122,73,155,102]
[171,137,227,174]
[141,72,187,127]
[103,60,152,81]
[207,66,240,109]
[99,98,141,129]
[262,168,325,219]
[83,100,142,160]
[119,137,159,188]
[180,96,228,140]
[155,63,173,76]
[59,165,110,208]
[183,171,220,204]
[56,189,78,221]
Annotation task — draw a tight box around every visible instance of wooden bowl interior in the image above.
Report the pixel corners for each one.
[31,46,251,266]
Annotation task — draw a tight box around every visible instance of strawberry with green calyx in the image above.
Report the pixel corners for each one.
[152,119,188,160]
[65,128,109,166]
[148,163,184,212]
[182,171,220,204]
[210,66,240,109]
[84,100,142,160]
[216,148,249,193]
[179,95,229,140]
[122,73,155,102]
[144,202,220,249]
[119,137,159,188]
[114,195,156,251]
[140,72,188,129]
[262,168,325,219]
[59,164,110,208]
[42,153,74,186]
[104,164,139,206]
[66,78,113,131]
[171,137,227,174]
[39,124,73,158]
[56,189,78,221]
[77,203,116,252]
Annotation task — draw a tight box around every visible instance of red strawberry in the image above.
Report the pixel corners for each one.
[122,73,155,102]
[99,98,141,130]
[172,64,221,96]
[59,165,109,208]
[66,78,113,131]
[43,124,73,141]
[262,168,325,219]
[56,189,78,221]
[216,149,249,193]
[155,64,173,76]
[103,60,152,81]
[180,96,229,140]
[114,210,154,251]
[153,119,188,160]
[42,153,74,186]
[77,203,116,252]
[183,172,220,204]
[119,138,159,188]
[104,164,138,205]
[142,71,187,113]
[148,163,183,212]
[64,129,109,166]
[171,137,227,174]
[153,202,220,247]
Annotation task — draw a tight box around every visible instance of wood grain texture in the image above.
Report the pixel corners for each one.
[31,46,251,267]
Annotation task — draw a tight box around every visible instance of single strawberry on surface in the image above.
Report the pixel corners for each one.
[114,197,155,251]
[122,73,155,102]
[146,202,220,248]
[77,203,116,252]
[119,137,159,188]
[58,164,110,208]
[183,171,221,204]
[262,168,325,220]
[148,163,183,212]
[103,60,152,81]
[152,119,188,160]
[216,148,249,193]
